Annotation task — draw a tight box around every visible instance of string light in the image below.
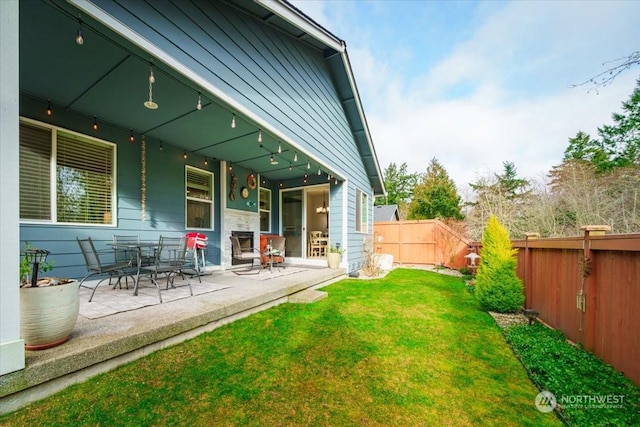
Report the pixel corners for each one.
[92,116,98,130]
[204,157,208,166]
[183,149,188,159]
[307,160,310,169]
[228,162,233,171]
[303,173,307,183]
[278,142,282,154]
[231,113,236,128]
[159,141,163,151]
[327,173,331,180]
[317,167,321,175]
[279,181,284,188]
[46,100,52,116]
[129,129,135,142]
[289,163,292,171]
[294,152,298,162]
[258,129,262,143]
[75,15,84,45]
[196,93,202,110]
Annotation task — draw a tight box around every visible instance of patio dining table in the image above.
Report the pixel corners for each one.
[109,241,159,296]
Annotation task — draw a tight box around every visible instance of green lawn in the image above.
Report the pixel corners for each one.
[0,268,560,426]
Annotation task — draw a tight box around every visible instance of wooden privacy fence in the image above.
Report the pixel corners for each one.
[512,227,640,386]
[374,220,470,269]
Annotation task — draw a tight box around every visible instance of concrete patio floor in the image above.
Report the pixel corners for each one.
[0,265,346,414]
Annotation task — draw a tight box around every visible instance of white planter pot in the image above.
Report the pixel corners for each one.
[327,252,341,269]
[20,280,80,350]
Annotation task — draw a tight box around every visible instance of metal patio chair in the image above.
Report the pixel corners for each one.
[77,237,134,302]
[230,235,262,272]
[140,236,193,303]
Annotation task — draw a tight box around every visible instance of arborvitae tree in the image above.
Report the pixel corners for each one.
[408,158,463,220]
[475,215,524,313]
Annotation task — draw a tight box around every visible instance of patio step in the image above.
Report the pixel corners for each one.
[289,289,328,304]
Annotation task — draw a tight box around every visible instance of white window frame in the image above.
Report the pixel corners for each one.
[355,188,369,233]
[185,165,214,230]
[19,117,117,226]
[259,187,272,233]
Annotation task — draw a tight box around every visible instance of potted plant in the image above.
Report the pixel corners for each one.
[20,245,79,350]
[327,244,345,269]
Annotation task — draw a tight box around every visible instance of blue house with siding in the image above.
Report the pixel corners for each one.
[0,0,384,375]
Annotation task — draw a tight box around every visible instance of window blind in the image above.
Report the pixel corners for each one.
[19,123,52,220]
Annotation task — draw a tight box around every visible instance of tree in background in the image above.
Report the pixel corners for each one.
[475,215,524,313]
[466,162,530,240]
[564,79,640,173]
[375,162,419,219]
[408,158,463,220]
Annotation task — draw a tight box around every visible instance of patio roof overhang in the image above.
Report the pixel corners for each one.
[19,0,361,185]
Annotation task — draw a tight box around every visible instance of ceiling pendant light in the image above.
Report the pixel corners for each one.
[334,178,338,185]
[196,93,202,110]
[228,162,233,171]
[231,113,236,128]
[204,157,208,166]
[129,129,135,142]
[306,160,310,170]
[303,173,307,183]
[327,173,331,180]
[270,154,278,165]
[144,66,158,110]
[279,181,284,188]
[46,100,52,116]
[159,141,163,151]
[258,129,262,143]
[75,16,84,45]
[294,152,298,162]
[317,167,321,176]
[289,163,292,171]
[278,142,282,154]
[183,149,188,159]
[92,116,98,130]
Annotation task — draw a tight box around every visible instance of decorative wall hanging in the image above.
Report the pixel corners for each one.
[240,187,249,199]
[229,172,237,201]
[247,173,257,189]
[141,136,147,221]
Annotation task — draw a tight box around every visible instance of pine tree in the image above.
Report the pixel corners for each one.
[475,215,524,313]
[408,158,463,220]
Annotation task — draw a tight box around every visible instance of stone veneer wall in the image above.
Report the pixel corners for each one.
[222,209,260,269]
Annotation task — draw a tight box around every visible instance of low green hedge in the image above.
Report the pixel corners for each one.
[505,324,640,426]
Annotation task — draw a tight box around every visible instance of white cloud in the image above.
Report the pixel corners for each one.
[291,1,640,194]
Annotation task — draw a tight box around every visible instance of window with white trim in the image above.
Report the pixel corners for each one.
[19,119,116,225]
[259,187,271,232]
[355,188,369,233]
[186,166,213,229]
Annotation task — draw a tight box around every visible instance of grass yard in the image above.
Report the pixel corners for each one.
[0,268,560,426]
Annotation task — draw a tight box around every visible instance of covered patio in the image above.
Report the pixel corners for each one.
[0,266,346,413]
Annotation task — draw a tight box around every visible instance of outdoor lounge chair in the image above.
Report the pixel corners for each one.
[77,237,134,302]
[230,235,262,272]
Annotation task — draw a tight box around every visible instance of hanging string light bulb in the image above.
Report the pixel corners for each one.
[258,129,262,143]
[317,167,321,175]
[307,160,310,169]
[294,152,298,162]
[327,173,331,180]
[183,149,188,159]
[231,113,236,128]
[196,93,202,110]
[92,116,98,130]
[278,142,282,154]
[129,129,135,142]
[204,157,208,166]
[75,15,84,45]
[144,66,158,109]
[46,100,52,116]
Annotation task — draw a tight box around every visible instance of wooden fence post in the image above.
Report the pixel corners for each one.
[579,225,611,350]
[523,233,539,309]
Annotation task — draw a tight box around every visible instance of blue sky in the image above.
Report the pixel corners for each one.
[290,0,640,194]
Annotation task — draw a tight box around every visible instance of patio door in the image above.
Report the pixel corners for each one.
[282,190,304,257]
[281,185,330,259]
